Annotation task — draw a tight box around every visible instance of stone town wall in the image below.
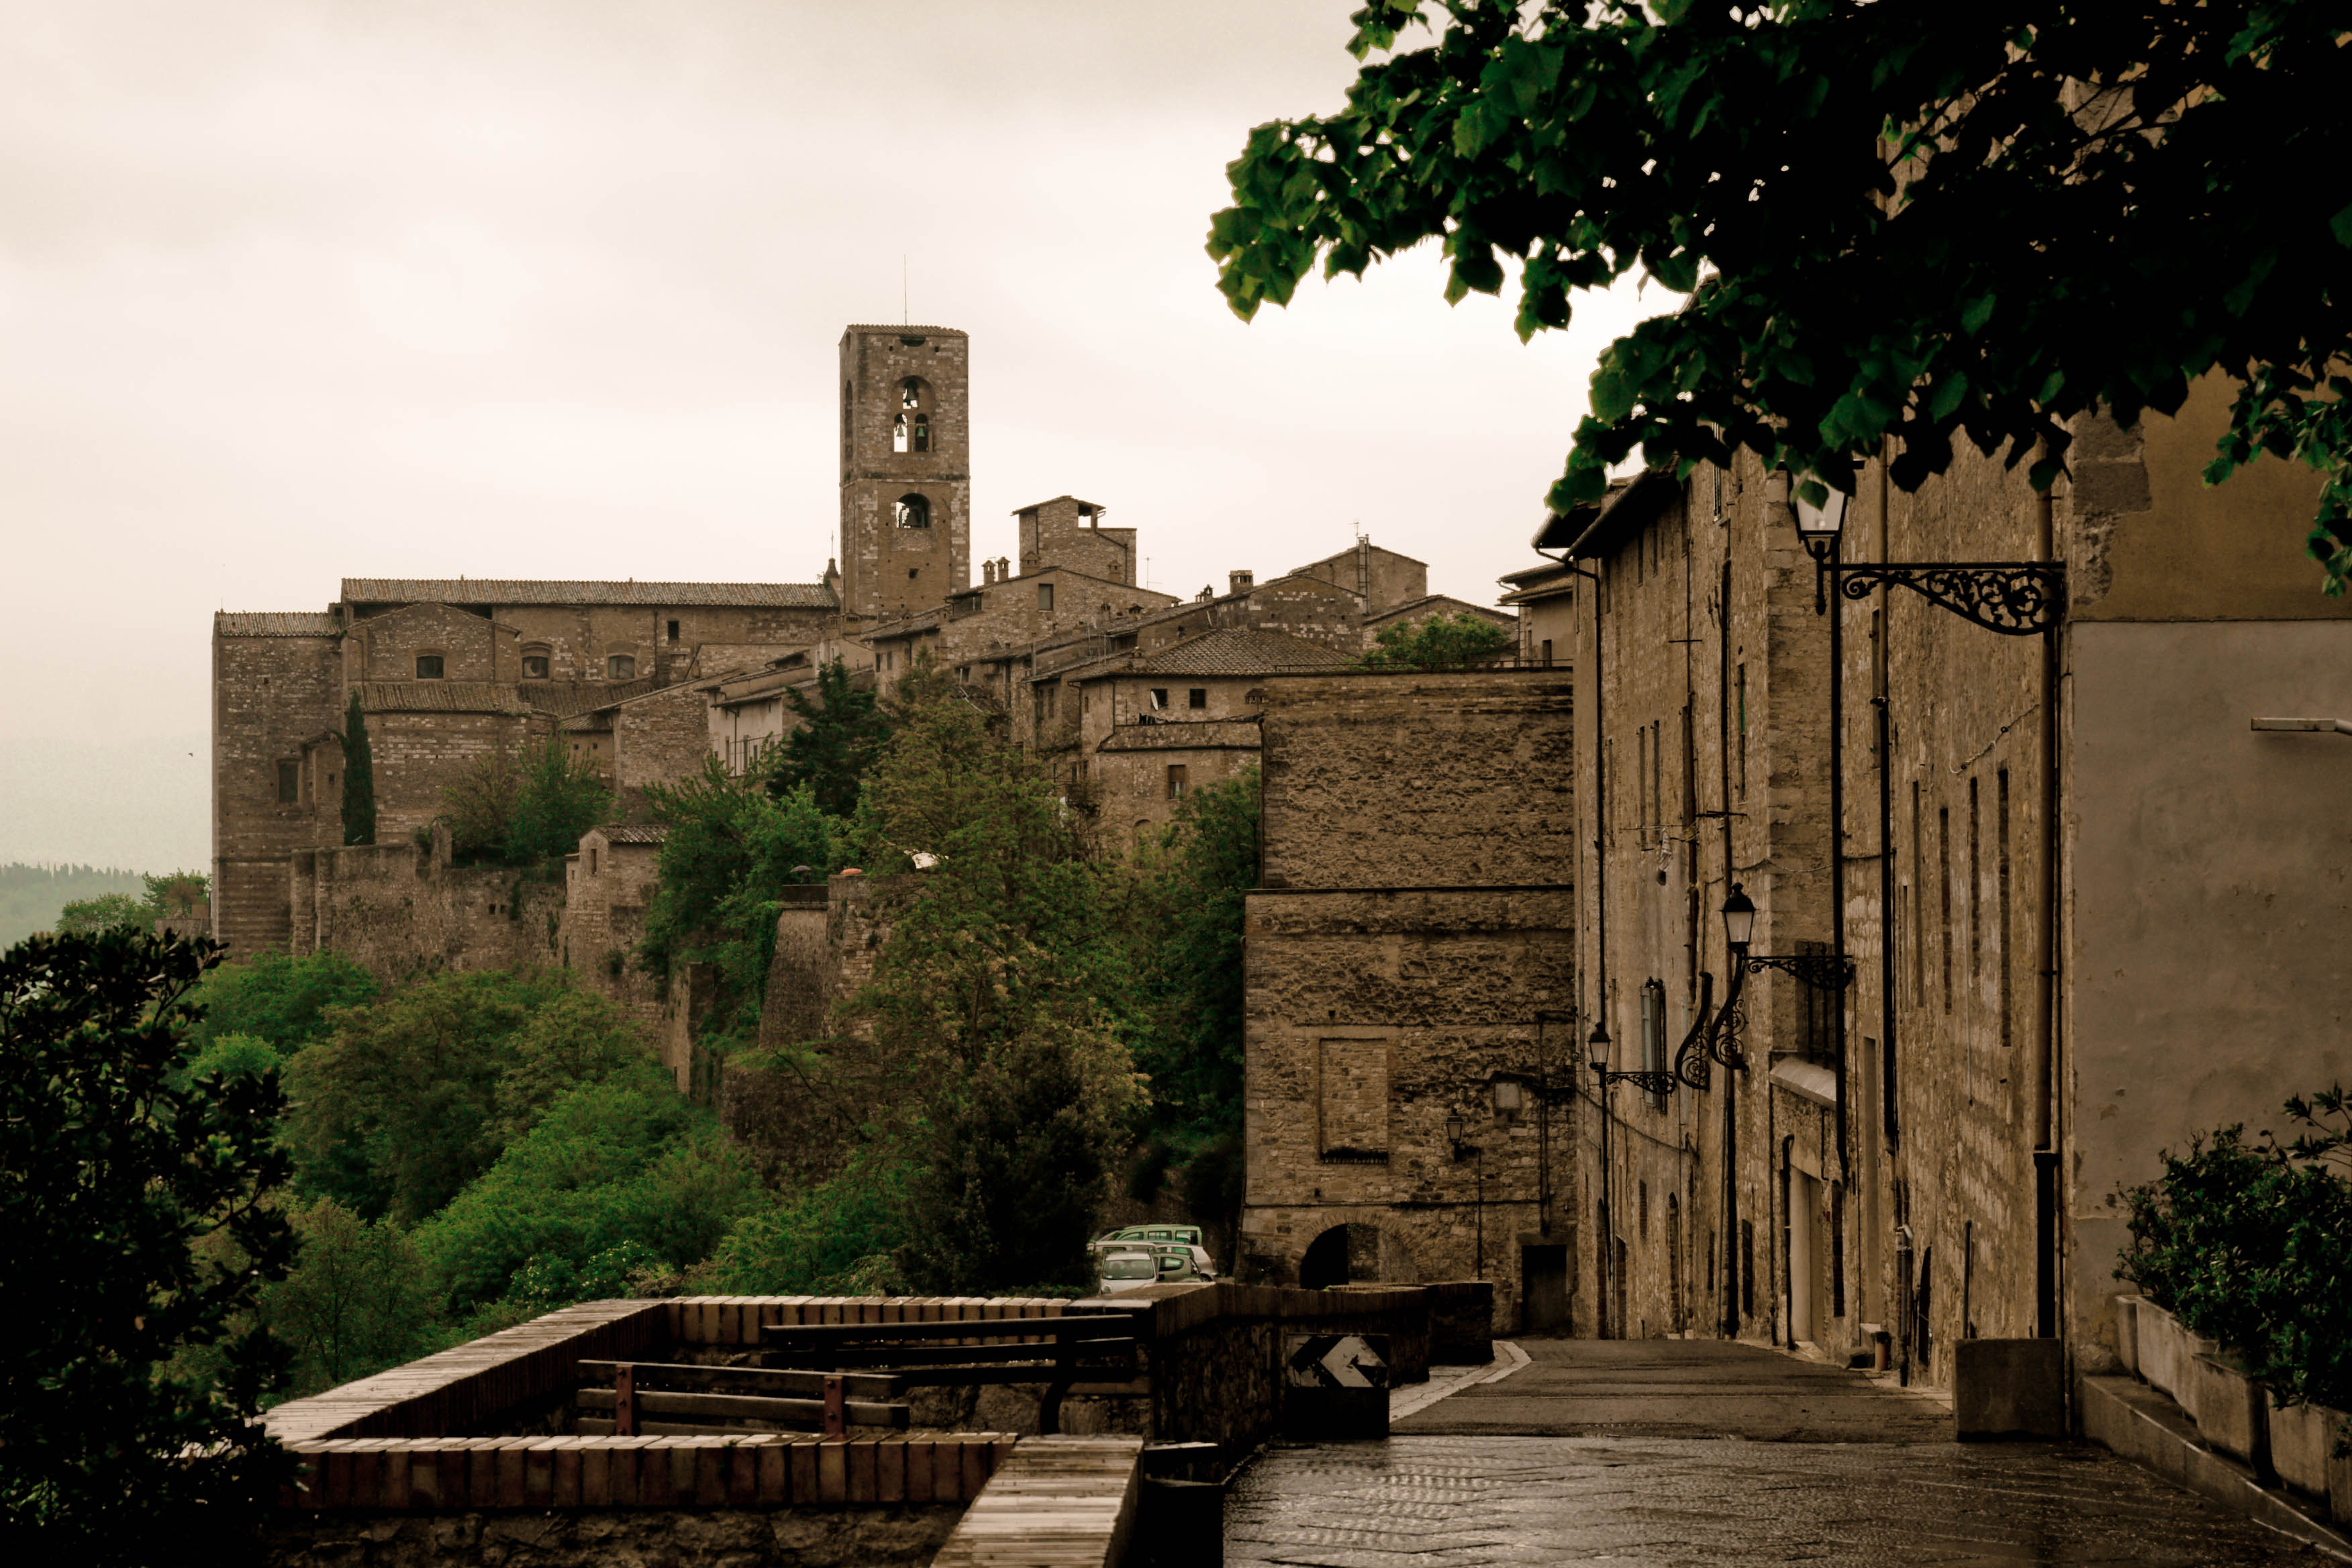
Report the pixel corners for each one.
[291,842,564,983]
[1256,670,1579,888]
[1241,888,1578,1331]
[213,624,346,957]
[1089,730,1260,843]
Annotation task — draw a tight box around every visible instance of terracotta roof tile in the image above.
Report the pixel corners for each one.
[358,681,536,716]
[1131,628,1357,677]
[215,611,340,638]
[596,824,669,845]
[341,579,835,609]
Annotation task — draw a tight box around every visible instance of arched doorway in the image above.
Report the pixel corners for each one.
[1297,1222,1419,1290]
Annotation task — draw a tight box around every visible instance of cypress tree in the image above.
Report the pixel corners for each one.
[340,691,377,846]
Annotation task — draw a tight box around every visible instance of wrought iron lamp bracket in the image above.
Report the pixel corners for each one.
[1826,560,2065,636]
[1743,951,1858,990]
[1597,1068,1680,1097]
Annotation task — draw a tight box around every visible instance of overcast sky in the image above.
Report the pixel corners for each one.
[0,0,1656,869]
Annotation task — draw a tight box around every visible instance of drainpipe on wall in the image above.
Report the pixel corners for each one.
[2036,483,2063,1341]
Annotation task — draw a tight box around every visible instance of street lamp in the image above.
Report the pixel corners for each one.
[1444,1109,1486,1279]
[1794,474,1849,611]
[1722,881,1757,952]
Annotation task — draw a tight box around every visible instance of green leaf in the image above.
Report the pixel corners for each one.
[1590,362,1636,424]
[2332,204,2352,248]
[1928,369,1971,422]
[1961,294,1996,335]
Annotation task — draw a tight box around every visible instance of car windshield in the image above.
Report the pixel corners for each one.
[1102,1256,1155,1279]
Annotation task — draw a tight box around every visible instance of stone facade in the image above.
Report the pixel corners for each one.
[1240,671,1578,1332]
[1542,368,2351,1391]
[836,326,971,626]
[1016,495,1136,585]
[559,824,669,1026]
[1284,540,1428,616]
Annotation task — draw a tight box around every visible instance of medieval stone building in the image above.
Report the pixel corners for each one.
[1238,668,1578,1331]
[1540,371,2350,1391]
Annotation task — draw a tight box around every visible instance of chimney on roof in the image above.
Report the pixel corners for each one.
[1229,570,1255,595]
[982,559,997,585]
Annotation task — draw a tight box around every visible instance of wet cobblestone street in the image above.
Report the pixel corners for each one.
[1226,1434,2335,1566]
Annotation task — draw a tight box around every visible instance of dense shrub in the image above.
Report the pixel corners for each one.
[415,1081,760,1316]
[185,948,377,1053]
[2116,1087,2352,1412]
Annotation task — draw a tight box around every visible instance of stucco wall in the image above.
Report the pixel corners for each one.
[2065,617,2352,1346]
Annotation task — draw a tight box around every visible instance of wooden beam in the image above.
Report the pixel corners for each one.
[577,1359,904,1402]
[575,1387,909,1430]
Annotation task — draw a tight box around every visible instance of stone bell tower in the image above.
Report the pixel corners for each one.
[837,324,971,624]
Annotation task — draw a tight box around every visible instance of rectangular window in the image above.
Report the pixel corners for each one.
[1150,688,1169,710]
[1038,583,1055,612]
[588,848,599,875]
[1640,979,1666,1110]
[415,653,444,679]
[1166,764,1187,799]
[1998,769,2012,1050]
[1540,638,1553,667]
[1968,776,1982,985]
[607,654,636,680]
[1188,687,1207,710]
[1740,1220,1755,1319]
[667,619,680,642]
[1939,805,1953,1014]
[1736,663,1749,797]
[1044,684,1059,720]
[276,761,299,804]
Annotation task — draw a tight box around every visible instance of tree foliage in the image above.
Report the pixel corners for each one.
[1357,611,1514,671]
[262,1197,442,1396]
[848,677,1146,1291]
[342,691,376,848]
[142,870,209,920]
[281,967,587,1224]
[54,892,151,936]
[415,1081,759,1316]
[1137,767,1258,1141]
[1210,1,2352,583]
[768,657,895,819]
[0,932,294,1563]
[440,740,611,866]
[640,761,845,1043]
[185,948,378,1055]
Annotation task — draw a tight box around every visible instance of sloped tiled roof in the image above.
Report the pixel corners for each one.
[342,579,836,609]
[1131,628,1356,678]
[1363,593,1518,628]
[1097,718,1264,754]
[358,681,535,716]
[216,611,340,638]
[596,824,669,846]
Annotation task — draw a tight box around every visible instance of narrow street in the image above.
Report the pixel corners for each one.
[1227,1340,2337,1566]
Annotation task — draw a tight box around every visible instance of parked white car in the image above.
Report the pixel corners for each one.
[1095,1251,1163,1293]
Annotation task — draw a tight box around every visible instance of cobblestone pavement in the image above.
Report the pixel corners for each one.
[1226,1435,2337,1566]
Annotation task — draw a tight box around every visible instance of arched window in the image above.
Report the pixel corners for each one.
[892,413,909,454]
[893,494,930,530]
[913,414,930,452]
[414,652,444,679]
[900,377,925,409]
[607,653,636,680]
[520,645,551,680]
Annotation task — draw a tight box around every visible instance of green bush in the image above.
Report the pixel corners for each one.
[415,1081,759,1316]
[281,967,582,1222]
[709,1149,914,1297]
[2116,1087,2352,1412]
[185,949,378,1054]
[1355,611,1513,671]
[54,891,150,936]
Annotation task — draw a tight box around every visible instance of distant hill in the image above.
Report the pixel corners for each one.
[0,863,154,950]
